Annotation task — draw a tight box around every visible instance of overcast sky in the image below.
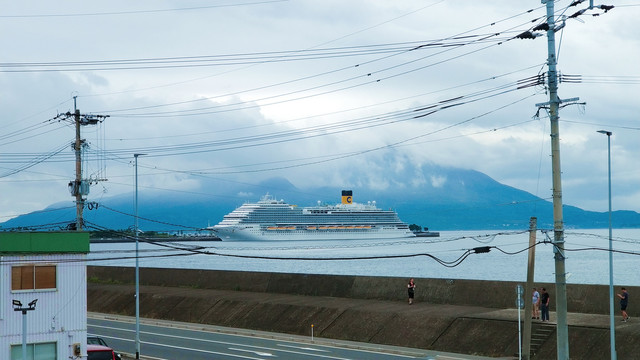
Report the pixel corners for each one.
[1,0,639,225]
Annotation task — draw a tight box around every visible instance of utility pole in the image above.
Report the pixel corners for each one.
[523,217,537,360]
[541,1,569,358]
[57,96,109,231]
[524,3,612,358]
[73,98,83,231]
[134,153,146,360]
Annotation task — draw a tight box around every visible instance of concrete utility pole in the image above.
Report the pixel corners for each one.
[73,98,83,230]
[530,2,613,357]
[62,96,109,231]
[541,1,569,358]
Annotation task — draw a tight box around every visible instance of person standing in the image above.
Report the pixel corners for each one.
[532,288,541,319]
[407,278,416,305]
[540,287,550,322]
[617,287,629,322]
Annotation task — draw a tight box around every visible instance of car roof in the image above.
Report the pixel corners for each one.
[87,344,113,351]
[88,336,107,344]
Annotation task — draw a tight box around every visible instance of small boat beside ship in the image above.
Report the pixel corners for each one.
[209,190,416,241]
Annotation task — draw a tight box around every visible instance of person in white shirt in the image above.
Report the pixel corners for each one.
[532,288,540,319]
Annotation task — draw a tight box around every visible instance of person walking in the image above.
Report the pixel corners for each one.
[540,287,550,322]
[617,287,629,322]
[407,278,416,305]
[532,288,540,319]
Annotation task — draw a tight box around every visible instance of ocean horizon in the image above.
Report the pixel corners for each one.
[89,228,640,286]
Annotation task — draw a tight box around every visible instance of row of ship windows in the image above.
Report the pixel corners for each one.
[245,214,400,219]
[261,225,408,229]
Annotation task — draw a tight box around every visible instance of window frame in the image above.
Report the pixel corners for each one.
[11,264,57,292]
[10,341,57,360]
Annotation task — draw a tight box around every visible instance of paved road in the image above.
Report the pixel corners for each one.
[88,317,427,360]
[87,314,508,360]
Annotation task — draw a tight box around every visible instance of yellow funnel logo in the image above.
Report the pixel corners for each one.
[341,190,353,204]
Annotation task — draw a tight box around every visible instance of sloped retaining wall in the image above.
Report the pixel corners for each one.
[87,266,634,314]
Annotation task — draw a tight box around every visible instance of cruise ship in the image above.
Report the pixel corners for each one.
[209,190,416,241]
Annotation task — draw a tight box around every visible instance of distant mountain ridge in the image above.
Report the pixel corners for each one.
[3,164,639,231]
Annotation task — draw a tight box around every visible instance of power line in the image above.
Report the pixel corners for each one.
[89,7,547,115]
[0,35,515,73]
[0,1,289,18]
[77,2,548,105]
[560,73,640,84]
[0,142,70,178]
[94,204,201,230]
[107,36,530,118]
[0,75,541,166]
[559,119,640,131]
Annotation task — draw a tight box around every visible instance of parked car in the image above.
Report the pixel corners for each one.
[87,336,109,347]
[87,344,117,360]
[87,337,122,360]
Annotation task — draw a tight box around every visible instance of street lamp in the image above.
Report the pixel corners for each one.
[597,129,615,360]
[13,299,37,360]
[134,153,146,360]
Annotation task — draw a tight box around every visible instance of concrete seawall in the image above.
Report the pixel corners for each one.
[87,266,640,358]
[88,266,634,314]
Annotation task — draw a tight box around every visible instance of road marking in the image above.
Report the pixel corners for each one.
[88,333,168,360]
[141,340,265,360]
[277,344,329,352]
[90,323,354,359]
[89,320,415,359]
[229,347,277,357]
[88,332,262,360]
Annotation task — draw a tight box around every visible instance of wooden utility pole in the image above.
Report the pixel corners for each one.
[523,217,537,360]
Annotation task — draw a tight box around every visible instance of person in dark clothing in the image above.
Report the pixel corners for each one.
[617,287,630,322]
[407,278,416,305]
[540,287,550,322]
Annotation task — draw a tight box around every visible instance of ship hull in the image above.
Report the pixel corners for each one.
[213,224,415,241]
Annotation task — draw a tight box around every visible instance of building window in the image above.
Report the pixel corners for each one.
[11,265,56,291]
[10,342,56,360]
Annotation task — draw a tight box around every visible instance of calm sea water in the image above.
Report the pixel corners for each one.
[89,229,640,286]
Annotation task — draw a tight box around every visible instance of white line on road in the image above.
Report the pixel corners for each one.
[89,317,483,359]
[91,332,263,360]
[89,323,355,359]
[141,340,265,360]
[229,347,277,357]
[277,344,329,352]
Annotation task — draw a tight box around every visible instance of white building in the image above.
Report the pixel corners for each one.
[1,232,89,360]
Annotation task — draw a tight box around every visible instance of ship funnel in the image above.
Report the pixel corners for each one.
[341,190,353,204]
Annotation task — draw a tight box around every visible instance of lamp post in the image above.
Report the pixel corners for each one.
[597,130,615,360]
[13,299,37,360]
[134,153,146,360]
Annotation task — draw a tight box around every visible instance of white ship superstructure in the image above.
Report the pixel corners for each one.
[210,190,415,241]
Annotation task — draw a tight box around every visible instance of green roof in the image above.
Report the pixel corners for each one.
[0,232,89,254]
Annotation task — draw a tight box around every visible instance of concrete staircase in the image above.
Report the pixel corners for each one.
[530,322,555,357]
